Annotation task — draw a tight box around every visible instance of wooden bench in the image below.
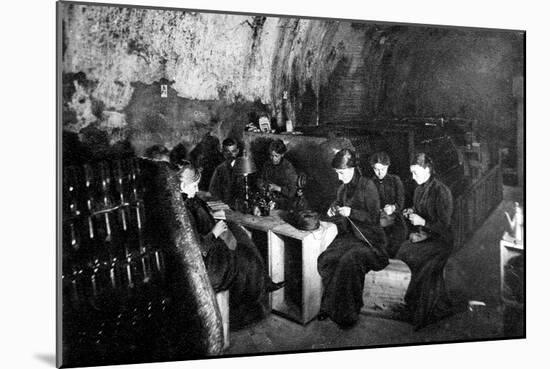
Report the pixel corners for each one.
[361,259,411,317]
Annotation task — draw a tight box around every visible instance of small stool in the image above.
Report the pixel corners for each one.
[215,290,230,350]
[361,259,411,317]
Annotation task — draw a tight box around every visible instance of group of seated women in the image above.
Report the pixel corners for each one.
[318,149,464,329]
[149,136,464,331]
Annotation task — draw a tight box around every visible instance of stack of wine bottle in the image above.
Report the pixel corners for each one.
[62,158,173,365]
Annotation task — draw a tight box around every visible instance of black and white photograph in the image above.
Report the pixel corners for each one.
[5,0,547,368]
[55,0,528,367]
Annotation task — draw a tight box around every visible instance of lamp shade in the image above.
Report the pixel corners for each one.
[234,152,257,175]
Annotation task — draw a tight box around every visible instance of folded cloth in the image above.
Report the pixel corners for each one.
[219,229,237,250]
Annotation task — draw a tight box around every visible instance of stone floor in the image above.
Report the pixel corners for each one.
[223,186,524,356]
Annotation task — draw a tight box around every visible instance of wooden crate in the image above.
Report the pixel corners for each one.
[361,259,411,316]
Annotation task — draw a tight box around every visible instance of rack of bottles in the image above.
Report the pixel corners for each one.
[61,158,173,365]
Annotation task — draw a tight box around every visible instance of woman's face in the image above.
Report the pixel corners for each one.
[335,167,355,184]
[373,163,389,180]
[270,151,284,165]
[410,164,431,185]
[180,180,199,198]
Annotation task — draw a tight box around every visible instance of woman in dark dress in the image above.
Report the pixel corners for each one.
[178,164,280,328]
[258,139,298,210]
[317,149,389,328]
[369,152,408,258]
[396,153,465,329]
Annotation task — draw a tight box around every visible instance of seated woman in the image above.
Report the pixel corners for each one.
[317,149,389,328]
[258,139,298,210]
[178,163,282,329]
[369,152,408,258]
[395,152,466,329]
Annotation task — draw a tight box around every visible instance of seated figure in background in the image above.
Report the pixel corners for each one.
[395,152,466,329]
[369,151,408,258]
[258,139,298,210]
[144,144,171,163]
[178,163,283,329]
[189,133,224,192]
[317,149,389,328]
[208,138,243,208]
[169,143,188,170]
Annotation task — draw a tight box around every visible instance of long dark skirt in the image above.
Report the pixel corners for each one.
[383,216,408,258]
[204,223,270,329]
[227,223,270,329]
[396,238,464,329]
[317,234,389,327]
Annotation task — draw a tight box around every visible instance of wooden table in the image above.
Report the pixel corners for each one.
[225,210,337,324]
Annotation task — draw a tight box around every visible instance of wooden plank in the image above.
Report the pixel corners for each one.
[271,222,309,240]
[215,290,230,350]
[225,210,286,232]
[268,231,286,311]
[301,233,323,324]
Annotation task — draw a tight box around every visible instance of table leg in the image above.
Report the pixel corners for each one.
[267,230,285,311]
[302,234,323,324]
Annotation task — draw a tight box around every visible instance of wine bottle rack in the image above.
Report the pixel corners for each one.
[61,158,175,366]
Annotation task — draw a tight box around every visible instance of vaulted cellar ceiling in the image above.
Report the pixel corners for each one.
[61,3,523,156]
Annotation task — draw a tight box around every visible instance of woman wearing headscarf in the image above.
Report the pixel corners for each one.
[317,149,389,328]
[178,163,282,328]
[396,152,465,329]
[369,151,408,258]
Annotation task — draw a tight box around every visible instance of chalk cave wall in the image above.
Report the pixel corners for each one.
[62,3,523,161]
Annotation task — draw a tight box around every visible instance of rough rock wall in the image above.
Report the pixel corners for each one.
[61,3,523,160]
[62,3,282,155]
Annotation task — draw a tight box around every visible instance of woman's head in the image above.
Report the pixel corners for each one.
[410,152,434,185]
[177,163,201,198]
[369,151,391,180]
[268,139,287,165]
[170,143,188,168]
[332,149,357,184]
